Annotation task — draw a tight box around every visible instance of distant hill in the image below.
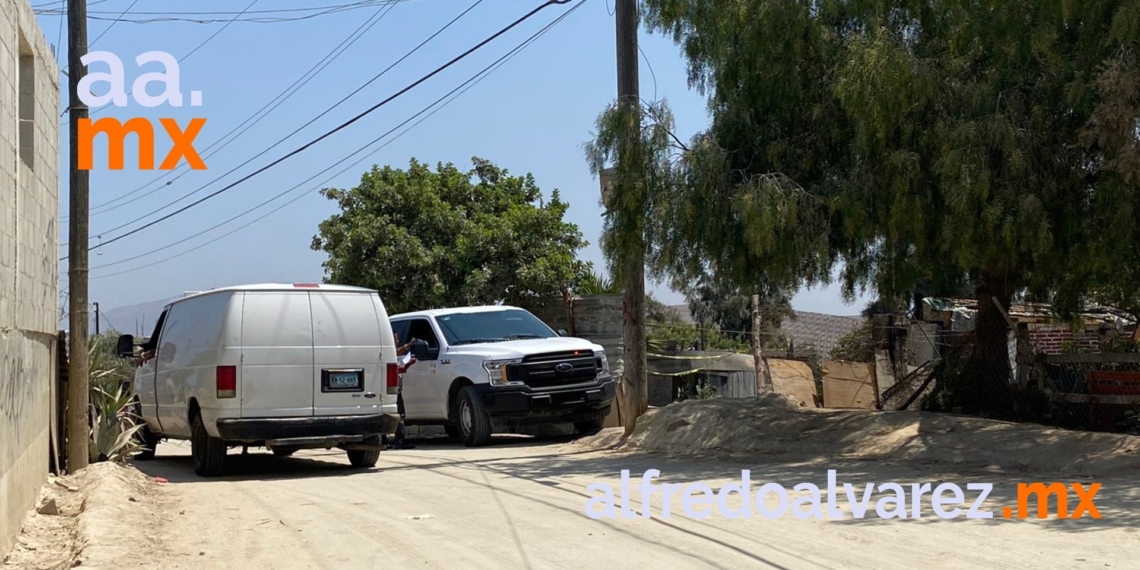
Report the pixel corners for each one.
[92,297,175,336]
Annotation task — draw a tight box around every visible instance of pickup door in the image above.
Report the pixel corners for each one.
[393,317,448,420]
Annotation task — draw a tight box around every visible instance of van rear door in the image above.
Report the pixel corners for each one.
[240,291,315,418]
[310,291,383,416]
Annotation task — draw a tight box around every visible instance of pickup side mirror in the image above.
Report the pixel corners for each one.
[116,334,135,358]
[411,339,432,360]
[557,329,569,337]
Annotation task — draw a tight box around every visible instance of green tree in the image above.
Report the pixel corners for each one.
[686,274,793,343]
[312,157,589,314]
[589,0,1140,413]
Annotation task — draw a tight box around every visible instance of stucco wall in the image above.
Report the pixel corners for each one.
[0,0,60,557]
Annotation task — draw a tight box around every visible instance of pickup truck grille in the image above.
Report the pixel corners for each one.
[506,351,599,389]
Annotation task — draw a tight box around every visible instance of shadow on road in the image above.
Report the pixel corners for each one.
[129,432,583,484]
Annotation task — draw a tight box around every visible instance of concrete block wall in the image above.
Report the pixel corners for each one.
[0,0,60,557]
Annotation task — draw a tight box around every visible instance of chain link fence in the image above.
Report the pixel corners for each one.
[1032,353,1140,434]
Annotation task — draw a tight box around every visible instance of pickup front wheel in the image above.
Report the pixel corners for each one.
[457,387,492,447]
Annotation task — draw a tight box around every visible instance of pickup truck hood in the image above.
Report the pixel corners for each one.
[445,336,604,359]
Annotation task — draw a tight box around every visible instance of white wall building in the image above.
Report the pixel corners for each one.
[0,0,60,556]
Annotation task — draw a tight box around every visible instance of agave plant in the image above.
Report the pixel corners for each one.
[576,270,621,296]
[88,333,136,394]
[89,383,145,464]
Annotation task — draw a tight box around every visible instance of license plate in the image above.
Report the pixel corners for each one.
[323,369,363,392]
[329,372,359,389]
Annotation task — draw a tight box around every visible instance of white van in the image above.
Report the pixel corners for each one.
[116,283,402,477]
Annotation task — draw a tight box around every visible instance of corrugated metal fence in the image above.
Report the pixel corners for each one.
[701,371,758,399]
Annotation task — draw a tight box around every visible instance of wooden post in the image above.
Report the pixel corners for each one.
[562,288,575,337]
[752,295,773,393]
[66,0,91,473]
[1015,322,1031,389]
[615,0,646,435]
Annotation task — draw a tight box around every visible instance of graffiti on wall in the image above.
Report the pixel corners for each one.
[0,334,49,470]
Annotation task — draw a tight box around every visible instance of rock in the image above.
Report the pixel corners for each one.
[37,499,59,515]
[53,479,79,492]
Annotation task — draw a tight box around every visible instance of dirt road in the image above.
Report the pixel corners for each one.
[103,435,1139,570]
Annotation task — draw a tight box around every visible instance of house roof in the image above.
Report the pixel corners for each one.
[922,298,1137,327]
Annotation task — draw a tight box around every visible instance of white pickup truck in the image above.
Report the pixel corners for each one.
[389,306,616,446]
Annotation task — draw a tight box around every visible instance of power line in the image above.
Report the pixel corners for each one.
[639,45,657,101]
[74,3,396,231]
[56,1,396,125]
[54,0,65,66]
[39,0,395,15]
[99,310,119,333]
[34,0,109,10]
[65,1,399,227]
[55,0,140,77]
[182,0,260,61]
[86,1,486,266]
[88,0,140,45]
[90,0,587,280]
[62,0,573,260]
[58,0,139,76]
[79,0,465,225]
[82,0,260,122]
[39,0,420,24]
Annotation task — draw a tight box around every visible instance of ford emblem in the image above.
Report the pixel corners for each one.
[555,362,573,374]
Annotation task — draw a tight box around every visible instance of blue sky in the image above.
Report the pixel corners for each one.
[38,0,869,315]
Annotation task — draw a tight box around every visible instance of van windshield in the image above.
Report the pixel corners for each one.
[436,309,557,345]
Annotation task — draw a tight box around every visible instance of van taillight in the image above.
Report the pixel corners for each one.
[217,366,237,399]
[386,363,398,394]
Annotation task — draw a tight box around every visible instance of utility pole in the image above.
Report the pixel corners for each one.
[93,302,99,335]
[615,0,646,435]
[66,0,91,473]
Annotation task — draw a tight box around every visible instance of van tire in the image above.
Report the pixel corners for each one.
[271,447,298,457]
[457,387,492,447]
[191,414,227,477]
[132,401,159,460]
[346,435,381,468]
[134,425,160,460]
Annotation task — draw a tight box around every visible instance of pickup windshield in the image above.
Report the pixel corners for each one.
[437,309,558,345]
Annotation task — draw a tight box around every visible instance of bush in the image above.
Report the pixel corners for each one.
[87,333,145,463]
[829,322,874,362]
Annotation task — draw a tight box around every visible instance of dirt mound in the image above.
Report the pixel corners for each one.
[2,463,171,570]
[579,393,1140,477]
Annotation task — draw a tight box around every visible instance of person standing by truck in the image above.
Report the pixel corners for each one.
[389,332,417,450]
